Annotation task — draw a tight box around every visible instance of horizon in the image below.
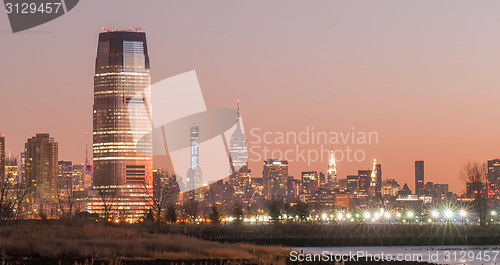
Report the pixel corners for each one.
[3,1,500,194]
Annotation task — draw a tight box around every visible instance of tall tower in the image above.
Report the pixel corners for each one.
[25,134,58,203]
[415,160,424,196]
[229,100,248,174]
[262,159,288,199]
[369,159,379,199]
[92,29,152,217]
[0,135,4,180]
[487,159,500,199]
[327,149,337,187]
[186,124,202,190]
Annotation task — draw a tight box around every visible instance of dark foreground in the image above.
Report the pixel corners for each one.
[1,258,437,265]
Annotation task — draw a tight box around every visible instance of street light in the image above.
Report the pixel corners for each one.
[431,210,439,218]
[444,209,453,219]
[459,210,467,217]
[407,211,414,218]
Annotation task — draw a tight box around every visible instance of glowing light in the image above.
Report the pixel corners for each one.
[396,212,401,217]
[492,211,497,216]
[363,212,371,219]
[337,213,344,219]
[407,211,414,218]
[444,210,453,218]
[431,210,439,218]
[322,213,328,220]
[384,212,391,218]
[346,213,352,219]
[459,210,467,217]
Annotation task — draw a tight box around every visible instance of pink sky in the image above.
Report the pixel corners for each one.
[2,1,500,193]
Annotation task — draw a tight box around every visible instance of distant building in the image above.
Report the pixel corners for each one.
[229,101,248,174]
[327,149,337,187]
[186,124,203,191]
[301,171,320,196]
[5,158,18,183]
[0,135,4,180]
[358,169,371,192]
[415,160,424,196]
[25,133,58,203]
[381,179,400,197]
[262,159,288,199]
[58,161,73,196]
[398,183,411,196]
[347,175,359,192]
[424,181,434,196]
[487,159,500,199]
[433,184,448,199]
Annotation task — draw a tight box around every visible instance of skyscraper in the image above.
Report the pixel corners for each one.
[327,149,337,187]
[487,159,500,199]
[415,160,424,196]
[0,135,4,180]
[262,159,288,199]
[358,169,371,192]
[25,133,58,203]
[186,124,202,191]
[369,159,381,199]
[92,29,152,217]
[229,100,248,174]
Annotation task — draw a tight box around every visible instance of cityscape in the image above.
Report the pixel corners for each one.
[2,2,500,264]
[0,29,499,228]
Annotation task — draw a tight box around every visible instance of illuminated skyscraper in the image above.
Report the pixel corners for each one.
[25,133,58,203]
[415,160,424,196]
[229,100,248,174]
[92,29,152,217]
[327,149,337,187]
[0,135,4,180]
[263,159,288,199]
[186,124,202,191]
[487,159,500,199]
[369,159,381,199]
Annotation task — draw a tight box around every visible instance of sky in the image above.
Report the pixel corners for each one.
[2,0,500,193]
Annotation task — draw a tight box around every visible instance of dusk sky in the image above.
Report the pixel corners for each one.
[2,1,500,193]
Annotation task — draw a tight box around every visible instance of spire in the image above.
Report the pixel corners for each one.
[236,99,240,121]
[327,147,337,184]
[85,131,89,166]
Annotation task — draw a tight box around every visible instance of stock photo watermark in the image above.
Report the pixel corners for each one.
[248,126,379,165]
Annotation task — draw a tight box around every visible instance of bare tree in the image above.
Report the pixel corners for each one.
[460,161,487,226]
[0,171,14,221]
[145,173,179,232]
[57,183,78,219]
[97,187,118,224]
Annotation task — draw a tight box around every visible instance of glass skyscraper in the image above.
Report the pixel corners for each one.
[92,30,152,218]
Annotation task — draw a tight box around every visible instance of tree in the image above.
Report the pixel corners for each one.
[461,161,487,226]
[183,199,199,223]
[268,200,282,222]
[166,205,177,223]
[0,171,14,221]
[57,181,78,219]
[232,204,244,223]
[294,201,309,222]
[209,205,221,224]
[97,187,118,224]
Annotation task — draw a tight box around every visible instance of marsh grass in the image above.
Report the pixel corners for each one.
[0,225,288,262]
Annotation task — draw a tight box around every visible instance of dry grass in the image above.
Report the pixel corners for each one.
[0,225,288,261]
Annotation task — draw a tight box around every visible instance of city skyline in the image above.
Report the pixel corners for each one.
[3,1,500,193]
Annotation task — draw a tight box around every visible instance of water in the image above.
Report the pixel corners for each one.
[293,246,500,265]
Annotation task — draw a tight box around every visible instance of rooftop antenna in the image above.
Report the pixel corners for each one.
[85,131,89,166]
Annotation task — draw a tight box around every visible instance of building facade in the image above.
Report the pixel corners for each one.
[25,133,58,203]
[92,30,153,217]
[415,160,424,196]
